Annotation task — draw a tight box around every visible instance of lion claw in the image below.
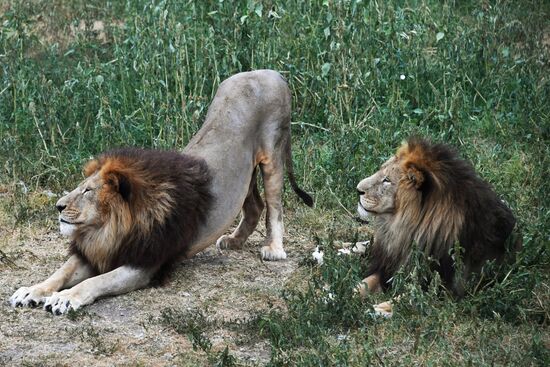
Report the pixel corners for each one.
[260,245,287,261]
[216,235,244,250]
[9,286,48,308]
[44,291,83,315]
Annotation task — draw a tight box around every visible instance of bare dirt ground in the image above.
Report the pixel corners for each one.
[0,214,314,366]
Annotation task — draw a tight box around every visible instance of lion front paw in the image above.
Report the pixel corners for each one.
[10,286,50,308]
[216,234,244,250]
[43,290,84,315]
[260,244,287,261]
[372,301,393,318]
[355,282,368,299]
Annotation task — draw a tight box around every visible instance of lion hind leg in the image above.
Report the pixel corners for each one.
[259,160,286,261]
[216,169,264,250]
[356,273,383,299]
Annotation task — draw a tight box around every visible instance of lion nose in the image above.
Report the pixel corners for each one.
[357,189,365,196]
[56,204,66,213]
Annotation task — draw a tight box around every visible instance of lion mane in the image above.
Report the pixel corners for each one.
[365,138,519,295]
[71,148,213,274]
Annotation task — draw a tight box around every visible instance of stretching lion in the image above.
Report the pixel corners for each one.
[10,70,313,315]
[356,138,520,299]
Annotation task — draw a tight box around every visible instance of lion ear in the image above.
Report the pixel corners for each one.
[84,159,100,177]
[405,165,425,189]
[105,171,132,201]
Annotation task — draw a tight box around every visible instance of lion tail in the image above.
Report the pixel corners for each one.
[285,135,314,207]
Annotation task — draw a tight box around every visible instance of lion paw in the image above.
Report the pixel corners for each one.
[10,286,49,308]
[355,282,368,299]
[260,245,287,261]
[216,235,244,250]
[372,301,393,318]
[43,290,84,315]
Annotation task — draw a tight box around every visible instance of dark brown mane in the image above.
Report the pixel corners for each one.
[70,148,213,274]
[368,138,518,295]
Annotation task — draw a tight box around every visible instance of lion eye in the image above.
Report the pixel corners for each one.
[83,187,92,194]
[382,176,391,183]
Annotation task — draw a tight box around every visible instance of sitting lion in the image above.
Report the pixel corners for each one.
[356,137,520,299]
[10,70,313,315]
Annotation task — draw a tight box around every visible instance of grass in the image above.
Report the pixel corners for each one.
[1,0,549,365]
[158,308,240,366]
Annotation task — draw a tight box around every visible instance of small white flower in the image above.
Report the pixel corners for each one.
[352,240,370,254]
[337,248,351,255]
[400,74,406,80]
[17,181,28,194]
[312,246,324,265]
[42,190,57,198]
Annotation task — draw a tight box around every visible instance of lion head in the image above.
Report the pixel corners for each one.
[56,168,103,238]
[356,156,401,220]
[356,138,518,296]
[56,148,212,274]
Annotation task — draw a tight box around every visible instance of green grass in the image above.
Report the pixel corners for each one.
[1,0,549,365]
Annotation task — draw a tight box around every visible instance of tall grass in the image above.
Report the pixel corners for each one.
[1,0,548,365]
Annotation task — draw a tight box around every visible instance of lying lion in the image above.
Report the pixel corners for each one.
[10,70,313,315]
[356,138,520,304]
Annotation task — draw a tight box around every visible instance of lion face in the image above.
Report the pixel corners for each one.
[356,156,402,220]
[55,172,103,237]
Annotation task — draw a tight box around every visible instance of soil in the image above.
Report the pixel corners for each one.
[0,217,313,366]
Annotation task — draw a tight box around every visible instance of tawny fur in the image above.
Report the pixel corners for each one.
[70,148,213,274]
[358,138,520,296]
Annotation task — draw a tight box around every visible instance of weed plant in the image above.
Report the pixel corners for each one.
[260,236,548,365]
[159,307,237,366]
[1,0,548,365]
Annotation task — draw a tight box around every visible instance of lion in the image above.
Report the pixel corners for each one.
[356,137,520,300]
[9,70,313,315]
